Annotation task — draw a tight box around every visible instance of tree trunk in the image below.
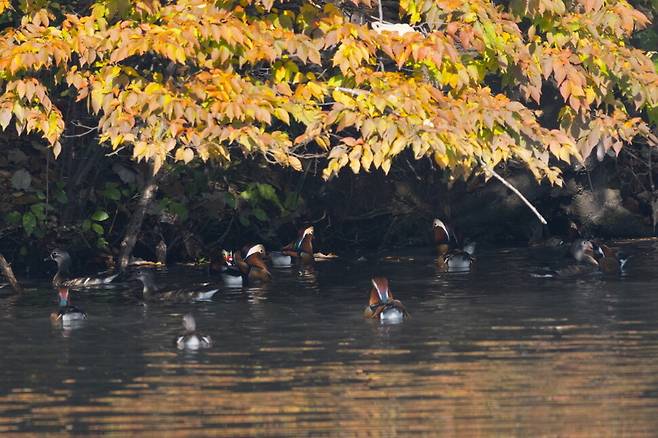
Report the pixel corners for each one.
[0,253,23,294]
[118,166,161,271]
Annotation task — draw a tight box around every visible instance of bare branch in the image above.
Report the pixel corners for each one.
[481,162,548,225]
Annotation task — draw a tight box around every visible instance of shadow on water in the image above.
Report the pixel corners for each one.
[2,241,658,434]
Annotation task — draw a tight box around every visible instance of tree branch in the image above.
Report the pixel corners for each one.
[481,163,548,225]
[0,253,23,294]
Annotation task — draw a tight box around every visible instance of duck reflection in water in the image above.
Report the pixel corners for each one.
[363,277,409,324]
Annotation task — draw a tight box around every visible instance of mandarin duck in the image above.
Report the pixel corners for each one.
[363,277,408,323]
[176,314,212,350]
[48,248,119,289]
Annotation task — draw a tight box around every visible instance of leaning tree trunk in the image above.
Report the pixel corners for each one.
[118,166,161,271]
[0,253,23,294]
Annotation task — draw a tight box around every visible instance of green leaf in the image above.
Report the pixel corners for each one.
[22,212,36,236]
[5,211,21,226]
[91,210,110,221]
[30,203,46,220]
[82,219,92,232]
[224,193,237,209]
[103,183,121,201]
[239,215,250,226]
[648,106,658,125]
[91,223,104,235]
[55,189,68,204]
[252,207,268,221]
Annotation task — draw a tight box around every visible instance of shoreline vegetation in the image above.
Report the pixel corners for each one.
[0,0,657,285]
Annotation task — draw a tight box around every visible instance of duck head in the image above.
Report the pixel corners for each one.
[571,239,598,266]
[433,219,450,243]
[182,314,196,333]
[49,248,72,271]
[295,226,314,254]
[222,249,235,266]
[132,269,159,293]
[370,277,393,305]
[243,244,271,275]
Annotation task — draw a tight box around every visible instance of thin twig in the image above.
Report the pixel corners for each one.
[62,125,98,138]
[377,0,383,23]
[481,162,548,225]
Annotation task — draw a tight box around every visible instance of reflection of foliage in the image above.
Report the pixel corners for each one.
[0,0,654,188]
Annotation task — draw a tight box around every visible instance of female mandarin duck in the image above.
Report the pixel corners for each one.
[50,288,87,325]
[433,219,476,271]
[176,314,212,350]
[48,248,119,289]
[133,269,219,303]
[271,226,315,267]
[533,239,598,277]
[363,277,409,323]
[235,244,272,283]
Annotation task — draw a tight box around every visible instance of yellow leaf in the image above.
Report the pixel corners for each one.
[274,108,290,125]
[361,146,373,170]
[52,141,61,158]
[289,156,302,171]
[381,158,391,174]
[183,148,194,163]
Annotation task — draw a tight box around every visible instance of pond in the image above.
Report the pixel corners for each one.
[2,240,658,435]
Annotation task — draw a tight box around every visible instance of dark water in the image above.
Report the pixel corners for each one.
[2,241,658,436]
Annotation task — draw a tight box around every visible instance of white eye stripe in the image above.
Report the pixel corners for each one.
[371,279,389,301]
[433,219,449,240]
[245,244,266,259]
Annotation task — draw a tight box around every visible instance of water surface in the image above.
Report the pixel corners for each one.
[2,241,658,435]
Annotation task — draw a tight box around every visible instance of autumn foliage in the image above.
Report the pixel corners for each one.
[0,0,656,186]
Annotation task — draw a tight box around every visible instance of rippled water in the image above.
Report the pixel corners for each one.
[2,240,658,435]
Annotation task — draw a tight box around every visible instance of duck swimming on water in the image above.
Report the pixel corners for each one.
[133,269,219,303]
[433,219,476,271]
[235,244,272,283]
[176,314,212,350]
[271,226,315,267]
[363,277,408,323]
[218,249,246,287]
[50,288,87,325]
[48,248,119,289]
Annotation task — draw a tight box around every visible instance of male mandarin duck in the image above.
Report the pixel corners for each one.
[235,243,272,283]
[363,277,409,323]
[433,219,476,271]
[433,218,457,256]
[176,314,212,350]
[48,248,119,289]
[218,249,245,287]
[50,287,87,325]
[271,226,315,266]
[133,269,219,303]
[595,244,628,275]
